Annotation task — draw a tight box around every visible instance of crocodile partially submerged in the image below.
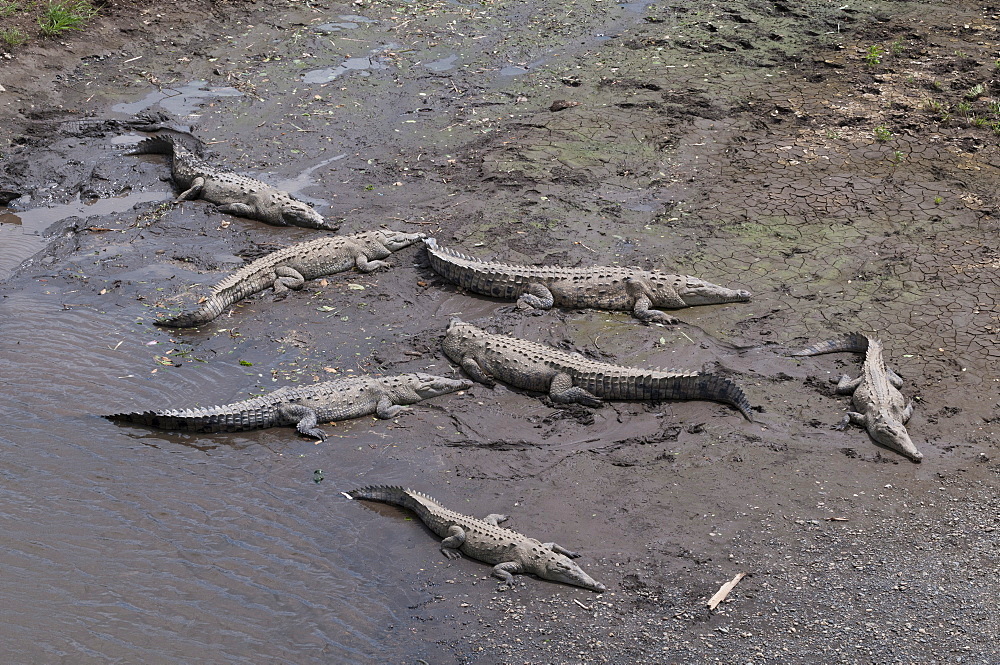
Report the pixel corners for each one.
[442,319,753,419]
[106,373,471,440]
[128,132,334,230]
[345,485,607,592]
[156,229,426,327]
[424,237,751,324]
[789,333,922,463]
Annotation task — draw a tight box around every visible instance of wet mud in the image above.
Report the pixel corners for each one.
[1,0,998,663]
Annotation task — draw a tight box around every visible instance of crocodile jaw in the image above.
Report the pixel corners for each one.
[674,277,752,307]
[541,557,607,592]
[411,372,473,398]
[380,230,427,251]
[281,205,335,230]
[869,410,923,463]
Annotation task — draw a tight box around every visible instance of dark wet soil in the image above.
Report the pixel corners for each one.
[1,1,998,663]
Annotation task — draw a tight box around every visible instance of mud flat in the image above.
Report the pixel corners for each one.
[0,1,997,663]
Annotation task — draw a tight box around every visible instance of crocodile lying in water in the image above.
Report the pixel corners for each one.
[156,229,425,327]
[345,485,607,592]
[789,332,922,463]
[442,318,753,420]
[424,237,751,324]
[106,373,471,440]
[128,132,334,230]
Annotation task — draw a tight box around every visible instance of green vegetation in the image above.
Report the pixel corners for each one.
[873,125,892,142]
[0,26,28,45]
[0,1,21,18]
[863,44,885,66]
[965,83,985,100]
[37,0,98,36]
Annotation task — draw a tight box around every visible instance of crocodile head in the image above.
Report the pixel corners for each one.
[374,230,427,251]
[539,555,607,593]
[410,372,473,398]
[280,203,334,230]
[671,276,752,307]
[869,409,923,463]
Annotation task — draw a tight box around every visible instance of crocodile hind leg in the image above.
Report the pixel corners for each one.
[278,404,328,440]
[175,176,206,201]
[272,266,306,300]
[887,368,904,389]
[440,525,466,559]
[549,373,602,407]
[833,374,863,394]
[375,395,410,419]
[515,283,555,310]
[492,560,525,585]
[541,542,581,559]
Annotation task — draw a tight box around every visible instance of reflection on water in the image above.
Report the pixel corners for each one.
[0,191,170,279]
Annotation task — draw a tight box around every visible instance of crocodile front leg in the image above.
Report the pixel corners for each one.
[492,560,525,585]
[901,401,914,423]
[273,266,306,298]
[460,357,495,386]
[355,253,390,272]
[515,283,555,310]
[549,372,602,407]
[835,411,865,431]
[632,293,679,325]
[542,542,581,559]
[176,176,206,201]
[440,525,466,559]
[483,514,509,526]
[375,395,410,419]
[278,404,328,440]
[217,202,258,218]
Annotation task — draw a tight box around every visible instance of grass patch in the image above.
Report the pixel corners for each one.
[0,1,22,18]
[0,26,29,45]
[37,0,98,36]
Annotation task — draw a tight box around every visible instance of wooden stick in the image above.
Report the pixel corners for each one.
[707,572,746,610]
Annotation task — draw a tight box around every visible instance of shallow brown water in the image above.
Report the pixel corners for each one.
[1,0,998,663]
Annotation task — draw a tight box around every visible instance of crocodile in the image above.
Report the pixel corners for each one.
[128,132,335,230]
[106,373,471,440]
[423,237,751,324]
[345,485,607,592]
[442,318,753,420]
[156,229,426,327]
[789,333,922,463]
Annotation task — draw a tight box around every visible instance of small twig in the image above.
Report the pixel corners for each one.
[123,55,143,63]
[573,599,591,611]
[677,330,695,344]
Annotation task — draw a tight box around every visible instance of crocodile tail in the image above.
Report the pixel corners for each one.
[126,134,179,156]
[155,296,230,328]
[650,373,754,421]
[788,332,871,357]
[106,398,282,433]
[126,130,205,157]
[346,485,442,519]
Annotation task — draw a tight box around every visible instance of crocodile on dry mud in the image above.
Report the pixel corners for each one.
[423,237,751,324]
[155,229,426,327]
[128,132,335,230]
[345,485,607,592]
[789,332,922,463]
[442,318,753,420]
[106,373,471,440]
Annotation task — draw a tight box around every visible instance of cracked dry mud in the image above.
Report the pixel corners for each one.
[0,0,998,663]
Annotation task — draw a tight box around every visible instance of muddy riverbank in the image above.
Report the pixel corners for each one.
[1,1,998,663]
